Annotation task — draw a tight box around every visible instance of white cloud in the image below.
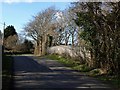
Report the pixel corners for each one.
[1,0,119,4]
[1,0,77,3]
[3,0,21,3]
[24,0,35,3]
[55,12,63,19]
[2,0,35,3]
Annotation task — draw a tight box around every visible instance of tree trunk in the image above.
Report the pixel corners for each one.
[72,34,74,47]
[42,34,47,55]
[34,40,42,56]
[89,48,96,68]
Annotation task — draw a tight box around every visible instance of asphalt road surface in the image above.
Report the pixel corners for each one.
[13,55,115,90]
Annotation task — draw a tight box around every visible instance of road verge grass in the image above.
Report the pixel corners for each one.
[46,54,120,89]
[46,54,91,72]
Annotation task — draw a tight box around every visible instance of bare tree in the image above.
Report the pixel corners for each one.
[24,7,58,56]
[57,9,79,46]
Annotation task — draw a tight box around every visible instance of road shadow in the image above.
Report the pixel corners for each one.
[12,55,115,90]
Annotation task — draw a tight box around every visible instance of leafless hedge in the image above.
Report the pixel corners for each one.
[47,45,91,64]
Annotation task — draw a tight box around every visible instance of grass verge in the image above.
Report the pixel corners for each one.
[2,55,13,90]
[46,54,120,89]
[46,54,90,72]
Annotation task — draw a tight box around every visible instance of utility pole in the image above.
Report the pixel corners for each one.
[0,22,6,45]
[3,22,5,44]
[0,22,5,90]
[2,22,6,52]
[3,22,5,31]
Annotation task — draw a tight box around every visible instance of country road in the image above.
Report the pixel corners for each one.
[13,55,114,90]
